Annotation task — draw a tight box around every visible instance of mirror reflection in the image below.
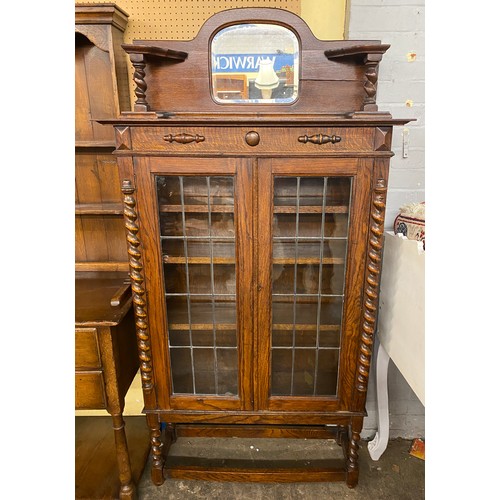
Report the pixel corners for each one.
[211,23,299,104]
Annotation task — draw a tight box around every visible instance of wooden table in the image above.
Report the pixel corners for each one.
[368,233,425,460]
[75,273,149,499]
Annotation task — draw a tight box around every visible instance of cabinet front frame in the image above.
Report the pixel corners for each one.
[133,152,374,416]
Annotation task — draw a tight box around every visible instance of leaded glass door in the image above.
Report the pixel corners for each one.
[135,157,253,411]
[256,158,371,412]
[136,155,370,413]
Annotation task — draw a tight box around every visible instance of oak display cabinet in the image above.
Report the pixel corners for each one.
[102,8,412,488]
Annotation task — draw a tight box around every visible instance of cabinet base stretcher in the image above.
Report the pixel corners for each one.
[146,419,363,488]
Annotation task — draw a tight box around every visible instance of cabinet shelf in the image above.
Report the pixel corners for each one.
[272,296,342,305]
[167,323,340,332]
[273,257,344,265]
[169,323,236,331]
[75,203,124,215]
[159,205,348,214]
[273,323,340,331]
[159,204,233,213]
[274,206,348,214]
[162,256,344,265]
[163,256,234,265]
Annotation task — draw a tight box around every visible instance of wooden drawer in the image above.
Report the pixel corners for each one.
[75,328,101,369]
[75,371,107,409]
[129,126,375,155]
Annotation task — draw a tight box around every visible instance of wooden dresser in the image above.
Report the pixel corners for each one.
[101,7,412,488]
[75,4,149,499]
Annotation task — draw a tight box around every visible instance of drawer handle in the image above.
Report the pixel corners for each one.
[163,133,205,144]
[245,131,260,146]
[298,133,341,145]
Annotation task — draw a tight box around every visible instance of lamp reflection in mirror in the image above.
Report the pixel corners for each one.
[254,58,279,99]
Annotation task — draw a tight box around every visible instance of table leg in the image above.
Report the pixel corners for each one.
[111,414,136,500]
[367,335,390,461]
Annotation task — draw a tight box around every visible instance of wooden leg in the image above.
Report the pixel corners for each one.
[346,416,363,488]
[147,413,165,486]
[335,425,348,449]
[111,414,136,500]
[167,422,177,443]
[161,423,176,462]
[367,335,391,461]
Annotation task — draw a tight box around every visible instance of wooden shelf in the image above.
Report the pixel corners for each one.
[122,43,188,61]
[76,203,124,215]
[274,206,348,214]
[274,258,344,265]
[159,205,347,214]
[162,256,344,265]
[169,323,236,331]
[324,43,390,60]
[167,323,340,332]
[164,256,234,265]
[273,324,340,331]
[76,262,130,272]
[75,140,116,149]
[159,204,233,213]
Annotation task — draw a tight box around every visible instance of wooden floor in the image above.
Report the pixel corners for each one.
[75,416,150,500]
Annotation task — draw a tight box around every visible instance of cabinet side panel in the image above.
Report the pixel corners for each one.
[75,40,94,142]
[84,43,117,142]
[111,25,131,114]
[120,165,161,412]
[338,159,372,410]
[351,158,390,412]
[114,309,141,403]
[134,158,170,410]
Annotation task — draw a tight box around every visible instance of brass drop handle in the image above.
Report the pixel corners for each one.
[298,133,341,145]
[164,133,205,144]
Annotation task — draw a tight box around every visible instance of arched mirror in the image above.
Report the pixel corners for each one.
[211,23,300,104]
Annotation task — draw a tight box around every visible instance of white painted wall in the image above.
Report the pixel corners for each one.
[347,0,425,227]
[346,0,425,439]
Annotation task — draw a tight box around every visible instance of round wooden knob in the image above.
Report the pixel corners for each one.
[245,131,260,146]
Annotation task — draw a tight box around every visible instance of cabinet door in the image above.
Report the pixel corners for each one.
[135,157,253,411]
[255,158,372,412]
